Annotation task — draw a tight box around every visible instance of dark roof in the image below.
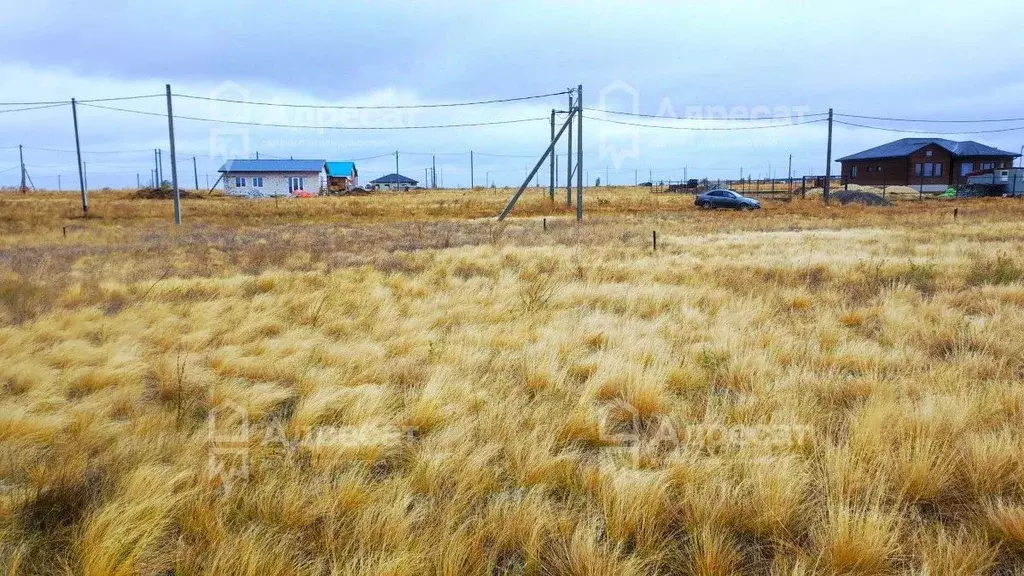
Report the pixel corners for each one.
[325,162,357,177]
[837,138,1019,162]
[370,173,418,185]
[218,159,325,173]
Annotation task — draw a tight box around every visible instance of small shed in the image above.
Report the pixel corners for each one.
[370,173,418,191]
[325,162,358,194]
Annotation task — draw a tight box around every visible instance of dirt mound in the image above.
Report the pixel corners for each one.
[834,191,890,206]
[805,183,918,198]
[134,187,197,199]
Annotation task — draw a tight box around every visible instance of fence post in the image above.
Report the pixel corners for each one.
[653,230,657,251]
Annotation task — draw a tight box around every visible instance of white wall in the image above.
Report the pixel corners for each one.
[222,171,324,197]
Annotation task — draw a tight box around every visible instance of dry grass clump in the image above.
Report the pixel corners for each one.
[2,192,1024,572]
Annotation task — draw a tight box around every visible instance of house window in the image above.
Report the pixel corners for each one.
[934,163,942,177]
[253,177,263,188]
[926,150,933,157]
[291,177,304,191]
[234,177,246,187]
[961,163,974,176]
[866,166,873,173]
[981,162,994,170]
[914,163,922,176]
[851,166,858,178]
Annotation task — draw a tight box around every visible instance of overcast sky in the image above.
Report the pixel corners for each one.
[2,0,1023,189]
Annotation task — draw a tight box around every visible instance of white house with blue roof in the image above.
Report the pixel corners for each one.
[218,159,326,197]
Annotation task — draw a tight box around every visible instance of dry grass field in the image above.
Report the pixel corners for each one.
[3,188,1024,574]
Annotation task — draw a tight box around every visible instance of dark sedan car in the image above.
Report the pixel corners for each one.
[695,189,761,210]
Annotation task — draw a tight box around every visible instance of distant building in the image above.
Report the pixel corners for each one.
[218,159,325,197]
[325,161,358,193]
[370,173,418,191]
[838,139,1019,192]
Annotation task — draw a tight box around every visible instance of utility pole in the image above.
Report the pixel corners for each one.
[576,84,583,221]
[69,97,88,212]
[485,171,489,187]
[157,149,163,185]
[206,173,209,188]
[193,156,198,190]
[549,109,555,200]
[153,149,159,187]
[567,90,574,207]
[425,168,429,186]
[166,84,181,225]
[83,161,88,192]
[788,154,793,192]
[824,108,833,204]
[58,175,61,192]
[470,151,475,189]
[136,173,140,189]
[432,155,436,188]
[18,144,25,194]
[394,151,399,175]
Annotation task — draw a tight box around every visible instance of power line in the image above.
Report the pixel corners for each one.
[833,119,1024,135]
[0,94,163,107]
[175,89,571,110]
[0,166,18,174]
[589,116,828,131]
[0,103,68,114]
[583,106,829,121]
[351,152,397,161]
[78,102,549,130]
[19,145,155,155]
[835,112,1024,124]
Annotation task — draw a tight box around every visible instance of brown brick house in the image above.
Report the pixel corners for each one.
[837,138,1019,192]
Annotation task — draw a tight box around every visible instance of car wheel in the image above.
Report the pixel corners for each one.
[741,204,754,211]
[699,201,712,209]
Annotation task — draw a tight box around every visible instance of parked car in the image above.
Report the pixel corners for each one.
[695,189,761,210]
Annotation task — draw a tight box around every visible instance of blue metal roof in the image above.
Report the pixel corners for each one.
[325,161,357,177]
[837,139,1019,162]
[370,173,418,185]
[218,159,325,173]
